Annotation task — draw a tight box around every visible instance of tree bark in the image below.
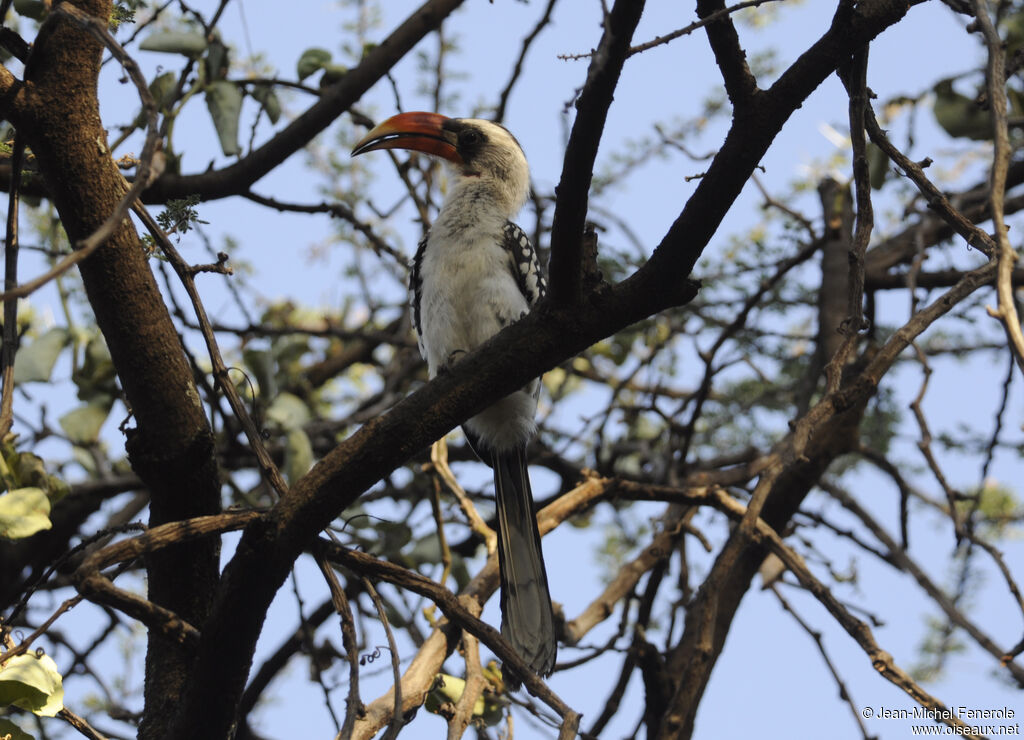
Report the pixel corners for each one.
[10,3,222,737]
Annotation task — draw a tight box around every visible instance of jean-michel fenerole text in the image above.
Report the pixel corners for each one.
[875,706,1016,721]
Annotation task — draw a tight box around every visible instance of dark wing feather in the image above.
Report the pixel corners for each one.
[502,221,546,307]
[409,233,428,337]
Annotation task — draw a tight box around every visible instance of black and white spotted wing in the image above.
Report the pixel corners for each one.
[501,221,546,307]
[408,222,546,337]
[410,233,428,337]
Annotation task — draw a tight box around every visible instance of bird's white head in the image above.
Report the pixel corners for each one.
[352,112,530,217]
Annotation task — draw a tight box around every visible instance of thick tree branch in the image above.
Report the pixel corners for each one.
[640,0,914,302]
[15,5,223,738]
[696,0,759,109]
[547,0,645,305]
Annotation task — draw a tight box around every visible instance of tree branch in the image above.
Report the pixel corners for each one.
[166,5,920,737]
[547,0,646,305]
[973,0,1024,373]
[143,0,468,203]
[15,4,223,737]
[696,0,759,109]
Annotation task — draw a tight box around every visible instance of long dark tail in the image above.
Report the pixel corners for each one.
[492,446,556,687]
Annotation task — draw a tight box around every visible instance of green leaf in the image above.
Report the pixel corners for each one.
[132,71,180,130]
[0,487,51,539]
[157,195,207,235]
[284,428,314,485]
[139,31,208,57]
[297,48,332,81]
[0,653,64,717]
[265,392,310,429]
[150,71,179,113]
[205,36,230,81]
[321,64,347,85]
[425,674,503,725]
[204,81,243,156]
[241,348,275,398]
[4,449,70,503]
[13,328,69,384]
[110,2,136,29]
[932,79,991,141]
[0,717,34,740]
[59,398,113,444]
[250,84,282,124]
[12,0,46,20]
[73,333,116,403]
[375,520,412,555]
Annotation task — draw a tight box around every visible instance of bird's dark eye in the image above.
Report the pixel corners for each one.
[459,129,482,147]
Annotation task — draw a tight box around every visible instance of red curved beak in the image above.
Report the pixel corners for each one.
[351,112,461,163]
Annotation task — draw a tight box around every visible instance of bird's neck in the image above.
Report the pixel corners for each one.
[434,174,524,238]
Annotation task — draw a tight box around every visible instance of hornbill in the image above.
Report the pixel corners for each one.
[351,112,556,686]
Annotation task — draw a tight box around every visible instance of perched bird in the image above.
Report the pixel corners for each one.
[352,112,556,685]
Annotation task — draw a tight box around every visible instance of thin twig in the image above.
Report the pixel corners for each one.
[822,482,1024,687]
[242,190,406,266]
[769,585,872,740]
[494,0,558,122]
[346,475,611,738]
[57,708,109,740]
[362,578,405,740]
[863,104,995,256]
[908,343,964,538]
[711,488,984,738]
[565,509,685,645]
[132,203,289,497]
[677,236,822,458]
[429,438,496,550]
[446,631,486,740]
[0,133,23,436]
[425,474,453,628]
[628,0,781,57]
[973,0,1024,373]
[289,568,342,733]
[824,45,872,392]
[314,551,365,738]
[1,595,85,666]
[980,353,1014,482]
